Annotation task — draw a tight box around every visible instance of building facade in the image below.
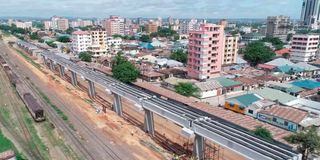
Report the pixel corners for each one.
[145,21,158,34]
[56,18,69,31]
[71,31,92,53]
[104,16,124,36]
[266,15,290,41]
[301,0,320,29]
[290,34,320,62]
[187,23,224,80]
[222,34,239,65]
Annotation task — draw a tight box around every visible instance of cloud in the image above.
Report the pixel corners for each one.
[0,0,302,19]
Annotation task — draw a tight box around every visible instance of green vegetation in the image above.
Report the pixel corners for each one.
[112,53,140,83]
[139,35,151,43]
[57,36,71,43]
[32,21,44,29]
[252,126,273,141]
[0,130,24,160]
[65,27,75,35]
[15,49,42,69]
[261,36,284,50]
[29,32,40,40]
[174,82,199,97]
[243,41,275,66]
[0,24,29,35]
[285,127,320,160]
[39,91,69,121]
[45,40,57,48]
[170,49,188,64]
[78,52,92,62]
[112,34,135,40]
[150,27,179,38]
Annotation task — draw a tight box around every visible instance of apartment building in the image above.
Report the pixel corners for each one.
[71,31,92,53]
[88,30,108,59]
[222,34,239,65]
[13,21,32,29]
[43,21,52,30]
[266,15,290,41]
[301,0,320,29]
[290,34,320,62]
[187,23,224,80]
[145,21,158,34]
[104,16,124,36]
[50,16,69,31]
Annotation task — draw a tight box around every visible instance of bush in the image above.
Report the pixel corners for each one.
[78,52,92,62]
[252,126,273,141]
[174,82,199,97]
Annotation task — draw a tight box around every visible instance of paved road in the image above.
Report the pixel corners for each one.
[0,41,133,160]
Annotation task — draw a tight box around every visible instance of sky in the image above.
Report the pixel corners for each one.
[0,0,303,19]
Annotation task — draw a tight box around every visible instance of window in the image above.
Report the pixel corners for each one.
[272,117,277,122]
[248,110,253,114]
[284,121,288,126]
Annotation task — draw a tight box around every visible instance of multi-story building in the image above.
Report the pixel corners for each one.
[145,21,158,34]
[13,21,32,29]
[219,19,228,28]
[43,21,52,30]
[56,18,69,31]
[290,34,320,62]
[222,34,239,65]
[50,16,69,31]
[301,0,320,29]
[187,23,224,80]
[178,19,199,34]
[106,37,122,54]
[266,15,290,41]
[104,16,124,36]
[71,31,92,53]
[168,16,174,25]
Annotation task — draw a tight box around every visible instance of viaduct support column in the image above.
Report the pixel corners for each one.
[71,71,78,86]
[144,109,155,136]
[58,65,65,77]
[49,59,54,70]
[193,134,205,160]
[88,80,96,98]
[112,93,123,116]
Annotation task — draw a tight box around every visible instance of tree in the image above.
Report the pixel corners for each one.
[57,36,71,43]
[262,36,284,50]
[244,41,275,66]
[287,33,293,42]
[170,49,188,64]
[139,35,151,42]
[282,53,290,59]
[285,127,320,160]
[174,82,199,97]
[29,32,39,40]
[65,27,75,35]
[112,53,139,83]
[45,41,57,48]
[78,52,92,62]
[252,126,273,141]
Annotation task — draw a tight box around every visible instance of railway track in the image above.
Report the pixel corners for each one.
[0,63,44,160]
[1,48,122,160]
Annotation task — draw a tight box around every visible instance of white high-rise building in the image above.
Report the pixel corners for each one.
[301,0,320,29]
[222,34,239,65]
[51,16,69,31]
[71,31,92,53]
[290,34,320,62]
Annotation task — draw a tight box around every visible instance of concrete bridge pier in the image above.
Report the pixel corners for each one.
[70,71,78,86]
[144,109,155,136]
[193,134,205,160]
[87,80,96,98]
[112,93,123,116]
[49,59,54,70]
[58,64,65,77]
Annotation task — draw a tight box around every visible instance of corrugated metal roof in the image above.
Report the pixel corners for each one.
[251,87,297,105]
[295,62,319,71]
[266,58,295,67]
[227,93,262,107]
[259,106,308,124]
[195,81,222,91]
[214,77,242,87]
[292,80,320,90]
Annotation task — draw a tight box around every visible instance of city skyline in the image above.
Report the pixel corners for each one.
[0,0,302,19]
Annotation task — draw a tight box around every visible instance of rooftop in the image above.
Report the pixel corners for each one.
[195,80,222,91]
[251,87,297,105]
[227,94,262,107]
[234,76,262,86]
[259,106,308,124]
[213,77,242,88]
[266,58,295,67]
[295,62,319,71]
[291,80,320,90]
